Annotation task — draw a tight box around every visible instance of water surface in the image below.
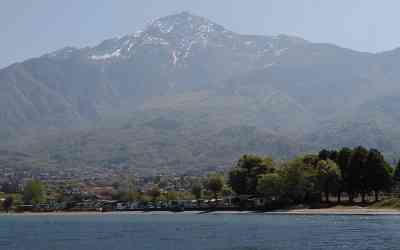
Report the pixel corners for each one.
[1,213,399,250]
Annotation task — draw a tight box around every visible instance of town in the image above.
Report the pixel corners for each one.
[2,146,400,213]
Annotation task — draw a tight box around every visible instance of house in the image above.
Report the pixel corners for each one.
[248,197,267,209]
[17,205,34,212]
[223,196,236,208]
[199,199,211,209]
[181,200,195,209]
[235,195,266,209]
[169,200,185,211]
[116,202,128,211]
[127,201,140,210]
[99,200,119,211]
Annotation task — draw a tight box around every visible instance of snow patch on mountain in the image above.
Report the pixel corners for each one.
[91,48,122,60]
[83,12,306,65]
[171,51,179,65]
[44,47,79,59]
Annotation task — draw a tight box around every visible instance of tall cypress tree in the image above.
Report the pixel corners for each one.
[347,146,368,203]
[393,160,400,182]
[336,147,352,203]
[365,149,392,201]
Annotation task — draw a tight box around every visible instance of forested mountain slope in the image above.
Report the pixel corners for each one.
[2,12,400,173]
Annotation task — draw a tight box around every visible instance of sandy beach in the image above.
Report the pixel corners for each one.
[2,207,400,216]
[270,207,400,215]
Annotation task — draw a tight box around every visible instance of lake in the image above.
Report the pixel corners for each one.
[1,213,399,250]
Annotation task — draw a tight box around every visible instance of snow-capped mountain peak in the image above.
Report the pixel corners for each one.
[44,12,308,67]
[145,11,227,37]
[86,12,234,63]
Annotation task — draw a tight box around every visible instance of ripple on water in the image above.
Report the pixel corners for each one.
[1,214,400,250]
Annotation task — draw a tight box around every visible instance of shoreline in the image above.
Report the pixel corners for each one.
[2,207,400,216]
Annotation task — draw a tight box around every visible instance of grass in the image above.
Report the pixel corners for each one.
[369,198,400,210]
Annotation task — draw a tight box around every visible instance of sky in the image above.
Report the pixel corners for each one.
[1,0,400,68]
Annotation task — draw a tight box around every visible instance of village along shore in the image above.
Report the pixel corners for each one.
[3,147,400,215]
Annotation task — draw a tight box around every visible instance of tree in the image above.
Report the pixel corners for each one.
[318,149,331,161]
[2,196,13,212]
[112,190,128,201]
[279,158,318,204]
[347,146,368,203]
[228,168,247,195]
[365,149,393,201]
[126,191,139,202]
[112,182,120,191]
[23,180,45,205]
[206,175,224,199]
[191,183,203,204]
[257,173,285,202]
[228,155,274,195]
[315,160,341,203]
[318,149,339,162]
[147,186,161,202]
[165,191,178,202]
[335,147,353,202]
[393,160,400,182]
[222,186,233,197]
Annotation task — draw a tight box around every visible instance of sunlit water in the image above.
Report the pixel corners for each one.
[1,213,400,250]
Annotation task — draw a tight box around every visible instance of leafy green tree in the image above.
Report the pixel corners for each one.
[335,147,353,202]
[147,186,161,202]
[228,168,247,195]
[112,182,120,191]
[365,149,393,201]
[393,160,400,182]
[2,196,13,212]
[281,156,342,204]
[165,191,178,202]
[315,160,341,203]
[23,181,45,205]
[222,185,233,197]
[279,158,318,204]
[206,175,224,199]
[126,191,139,202]
[318,149,331,161]
[318,149,339,162]
[228,155,274,195]
[127,177,136,192]
[139,194,152,203]
[347,146,368,202]
[257,173,285,202]
[191,183,203,204]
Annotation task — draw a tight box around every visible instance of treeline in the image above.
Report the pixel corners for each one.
[228,146,396,207]
[1,180,45,212]
[2,146,400,212]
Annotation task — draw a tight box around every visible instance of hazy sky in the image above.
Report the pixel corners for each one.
[1,0,399,68]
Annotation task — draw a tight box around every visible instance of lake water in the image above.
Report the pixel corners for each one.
[1,213,400,250]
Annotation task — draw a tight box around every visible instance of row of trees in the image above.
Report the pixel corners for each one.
[318,147,393,202]
[1,180,45,212]
[109,174,227,203]
[228,146,395,207]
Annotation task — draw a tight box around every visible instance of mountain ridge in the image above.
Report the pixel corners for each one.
[2,12,400,174]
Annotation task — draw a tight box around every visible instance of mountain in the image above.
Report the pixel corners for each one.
[2,12,400,174]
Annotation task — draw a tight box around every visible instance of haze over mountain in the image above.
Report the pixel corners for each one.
[1,12,400,174]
